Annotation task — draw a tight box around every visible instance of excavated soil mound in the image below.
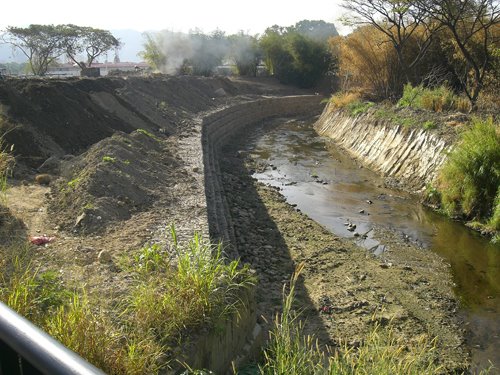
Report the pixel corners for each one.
[49,130,181,234]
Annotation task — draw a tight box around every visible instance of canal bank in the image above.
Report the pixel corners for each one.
[237,116,499,372]
[219,116,472,372]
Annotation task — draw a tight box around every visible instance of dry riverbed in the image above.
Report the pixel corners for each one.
[220,134,469,372]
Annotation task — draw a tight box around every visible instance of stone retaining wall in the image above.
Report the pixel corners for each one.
[203,95,325,258]
[314,103,453,191]
[180,95,323,373]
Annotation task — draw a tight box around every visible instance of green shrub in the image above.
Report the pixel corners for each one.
[438,117,500,222]
[422,120,436,130]
[398,84,470,113]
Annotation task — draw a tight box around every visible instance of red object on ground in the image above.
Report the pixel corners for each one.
[29,236,55,245]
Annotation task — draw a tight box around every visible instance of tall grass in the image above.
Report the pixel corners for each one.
[438,117,500,226]
[0,134,14,203]
[260,263,326,374]
[398,84,470,113]
[126,226,254,345]
[327,92,375,117]
[261,264,444,375]
[0,226,254,374]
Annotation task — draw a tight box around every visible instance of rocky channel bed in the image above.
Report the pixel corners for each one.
[0,76,469,372]
[219,125,469,372]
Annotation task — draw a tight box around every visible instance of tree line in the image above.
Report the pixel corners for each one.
[1,24,120,76]
[141,20,338,88]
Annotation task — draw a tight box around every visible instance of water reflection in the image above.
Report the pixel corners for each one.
[247,118,500,370]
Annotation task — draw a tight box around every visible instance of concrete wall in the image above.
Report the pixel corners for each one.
[314,103,453,191]
[178,95,323,373]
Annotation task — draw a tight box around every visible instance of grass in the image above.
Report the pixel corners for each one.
[437,117,500,228]
[137,128,160,141]
[0,134,14,202]
[398,84,471,113]
[102,155,116,163]
[260,264,445,375]
[0,225,255,374]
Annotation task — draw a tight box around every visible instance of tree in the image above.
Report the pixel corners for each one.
[62,25,120,69]
[260,21,335,88]
[416,0,500,108]
[189,29,228,76]
[293,20,339,42]
[341,0,441,88]
[2,24,67,75]
[228,32,261,76]
[330,26,400,97]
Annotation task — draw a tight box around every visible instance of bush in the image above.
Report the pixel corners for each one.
[438,117,500,222]
[398,84,470,112]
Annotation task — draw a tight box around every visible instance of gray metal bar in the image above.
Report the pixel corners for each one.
[0,301,106,375]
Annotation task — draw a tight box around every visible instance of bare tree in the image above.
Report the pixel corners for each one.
[341,0,441,85]
[416,0,500,108]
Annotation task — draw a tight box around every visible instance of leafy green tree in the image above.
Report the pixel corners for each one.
[2,24,67,75]
[260,22,334,88]
[292,20,339,42]
[62,25,120,69]
[228,32,261,76]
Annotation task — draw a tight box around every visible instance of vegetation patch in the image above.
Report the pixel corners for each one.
[436,117,500,231]
[0,227,255,374]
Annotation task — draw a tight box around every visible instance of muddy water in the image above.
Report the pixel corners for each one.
[244,118,500,371]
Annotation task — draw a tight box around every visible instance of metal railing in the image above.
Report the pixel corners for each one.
[0,301,105,375]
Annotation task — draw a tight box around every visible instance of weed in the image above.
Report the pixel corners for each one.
[398,84,469,113]
[347,101,374,116]
[423,120,436,130]
[0,134,14,202]
[261,264,444,374]
[67,177,81,190]
[83,202,95,211]
[125,226,255,346]
[102,155,116,163]
[260,263,326,375]
[328,92,361,109]
[137,128,160,141]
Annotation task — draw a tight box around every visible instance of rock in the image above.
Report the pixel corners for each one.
[38,156,61,174]
[35,174,51,185]
[213,88,227,97]
[75,212,87,227]
[98,250,112,264]
[358,209,365,214]
[366,200,373,204]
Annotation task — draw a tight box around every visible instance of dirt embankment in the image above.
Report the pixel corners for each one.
[0,76,468,372]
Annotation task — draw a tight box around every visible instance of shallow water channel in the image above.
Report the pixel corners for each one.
[244,117,500,371]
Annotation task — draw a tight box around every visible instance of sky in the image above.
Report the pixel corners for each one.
[0,0,349,35]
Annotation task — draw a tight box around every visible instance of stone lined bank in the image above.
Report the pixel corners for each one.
[314,103,453,191]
